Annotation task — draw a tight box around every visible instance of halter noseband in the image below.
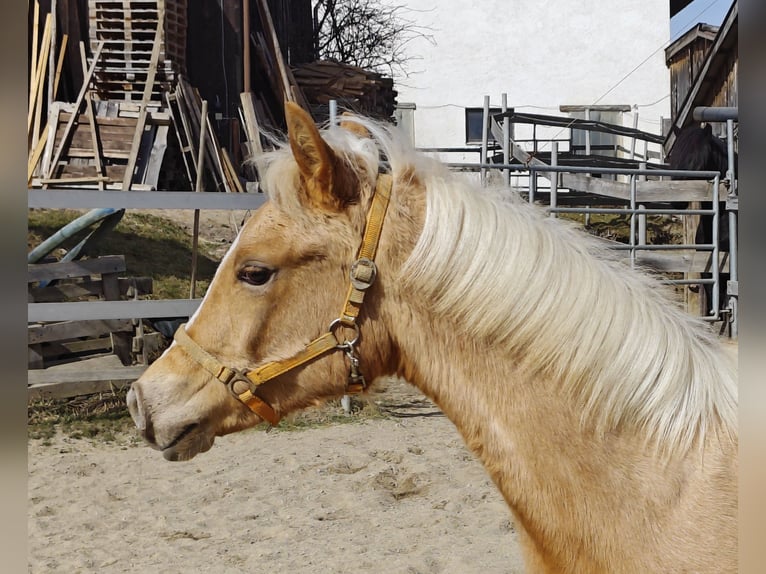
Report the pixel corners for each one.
[172,174,393,426]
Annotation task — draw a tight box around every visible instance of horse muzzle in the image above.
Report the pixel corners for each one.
[127,382,215,461]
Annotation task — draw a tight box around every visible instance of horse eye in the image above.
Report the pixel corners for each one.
[238,265,274,286]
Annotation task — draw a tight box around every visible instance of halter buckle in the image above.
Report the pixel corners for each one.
[349,257,377,291]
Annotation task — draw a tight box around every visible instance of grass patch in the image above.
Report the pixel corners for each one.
[28,388,138,444]
[559,211,684,245]
[28,208,218,299]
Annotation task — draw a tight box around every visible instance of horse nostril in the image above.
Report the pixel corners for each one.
[126,385,146,431]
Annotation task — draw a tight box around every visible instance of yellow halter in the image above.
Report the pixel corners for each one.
[173,174,393,426]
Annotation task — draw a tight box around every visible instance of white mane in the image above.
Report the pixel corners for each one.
[257,113,738,455]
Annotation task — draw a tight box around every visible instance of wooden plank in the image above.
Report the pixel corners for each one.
[45,41,105,180]
[53,34,69,98]
[255,0,309,110]
[239,91,263,155]
[28,276,153,303]
[28,319,134,344]
[502,128,724,203]
[28,13,52,147]
[28,367,146,400]
[40,175,111,185]
[164,91,194,188]
[28,344,44,370]
[121,5,163,189]
[561,173,725,203]
[28,255,127,283]
[101,272,121,300]
[28,299,202,322]
[28,122,49,184]
[631,251,729,274]
[221,148,245,193]
[84,92,106,189]
[28,189,269,210]
[141,124,168,188]
[45,336,114,355]
[30,1,40,101]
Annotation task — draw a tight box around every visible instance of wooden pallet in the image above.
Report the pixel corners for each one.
[36,100,169,189]
[87,0,187,101]
[28,255,153,370]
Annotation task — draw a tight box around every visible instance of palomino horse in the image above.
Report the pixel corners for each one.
[128,103,737,573]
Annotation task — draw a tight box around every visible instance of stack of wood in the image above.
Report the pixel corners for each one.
[166,76,245,193]
[28,1,236,192]
[27,255,154,371]
[292,61,397,120]
[87,0,186,102]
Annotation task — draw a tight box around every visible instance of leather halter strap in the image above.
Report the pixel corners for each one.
[173,173,393,426]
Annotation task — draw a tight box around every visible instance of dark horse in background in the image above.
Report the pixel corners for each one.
[667,123,736,317]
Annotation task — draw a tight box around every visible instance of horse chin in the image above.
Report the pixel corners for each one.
[161,428,216,461]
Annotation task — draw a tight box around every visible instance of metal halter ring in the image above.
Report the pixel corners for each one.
[224,367,255,396]
[329,318,360,349]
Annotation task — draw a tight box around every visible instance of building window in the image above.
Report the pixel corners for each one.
[465,107,501,144]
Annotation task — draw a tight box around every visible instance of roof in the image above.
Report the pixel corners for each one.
[665,23,720,63]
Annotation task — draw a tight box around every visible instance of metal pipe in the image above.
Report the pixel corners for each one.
[726,119,737,282]
[27,207,120,263]
[711,174,720,317]
[445,162,720,178]
[629,174,636,267]
[501,93,510,188]
[692,107,738,122]
[329,99,338,126]
[480,95,490,186]
[638,162,646,246]
[549,142,558,217]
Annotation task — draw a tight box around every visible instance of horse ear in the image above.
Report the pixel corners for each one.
[339,112,371,138]
[672,125,681,136]
[285,101,341,211]
[703,123,713,136]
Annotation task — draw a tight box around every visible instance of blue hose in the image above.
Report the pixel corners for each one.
[28,208,125,264]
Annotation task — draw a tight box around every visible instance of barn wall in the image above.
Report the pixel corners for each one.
[392,0,671,158]
[667,34,716,120]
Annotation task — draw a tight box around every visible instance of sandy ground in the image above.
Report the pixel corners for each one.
[28,379,526,573]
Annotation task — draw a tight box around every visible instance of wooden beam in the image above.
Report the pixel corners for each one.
[255,0,309,110]
[121,6,164,189]
[29,276,153,303]
[239,91,263,155]
[28,189,269,210]
[27,123,49,183]
[28,319,133,345]
[28,299,202,322]
[29,1,40,104]
[221,147,245,193]
[28,13,52,147]
[28,368,146,400]
[53,34,68,99]
[28,255,127,284]
[84,91,106,188]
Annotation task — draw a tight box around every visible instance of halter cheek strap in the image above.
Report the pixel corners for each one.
[172,174,392,426]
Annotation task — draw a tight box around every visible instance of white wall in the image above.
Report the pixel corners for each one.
[392,0,671,158]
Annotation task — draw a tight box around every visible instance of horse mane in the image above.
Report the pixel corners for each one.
[255,113,737,456]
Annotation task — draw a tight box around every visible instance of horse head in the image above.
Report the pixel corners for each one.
[127,103,410,460]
